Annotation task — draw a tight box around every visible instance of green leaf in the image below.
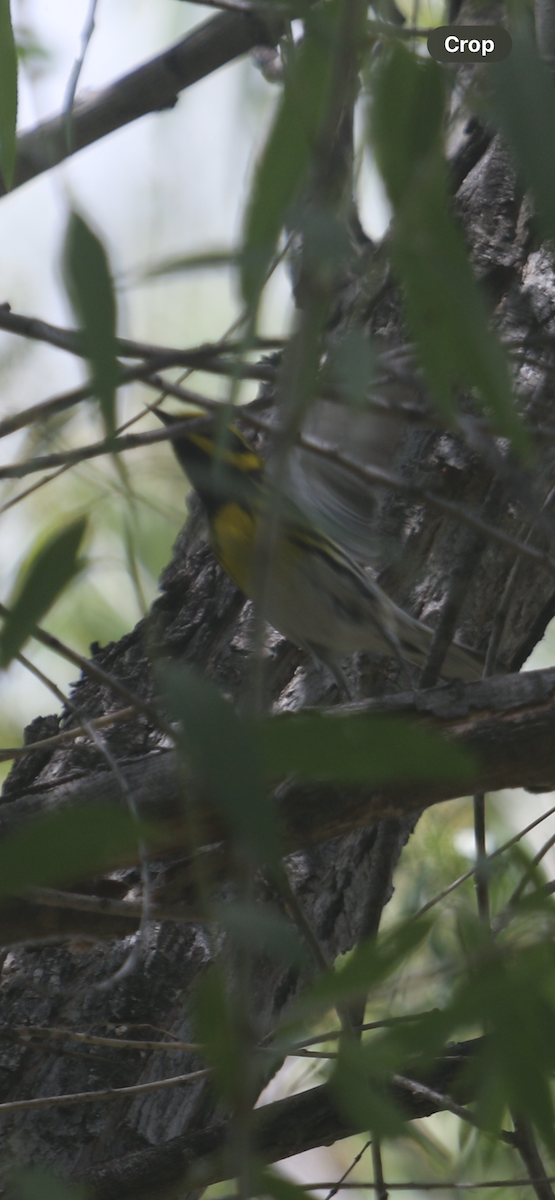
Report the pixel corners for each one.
[393,930,555,1150]
[488,19,555,244]
[258,711,475,784]
[212,901,307,965]
[257,1170,314,1200]
[0,804,151,897]
[159,665,281,868]
[326,327,377,407]
[241,5,337,304]
[370,44,527,453]
[371,38,444,210]
[63,212,119,437]
[142,249,237,279]
[0,516,87,667]
[298,919,430,1013]
[192,965,243,1104]
[0,0,17,190]
[8,1166,86,1200]
[330,1036,408,1138]
[446,941,555,1149]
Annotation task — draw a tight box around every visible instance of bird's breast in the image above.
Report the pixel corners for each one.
[210,502,258,593]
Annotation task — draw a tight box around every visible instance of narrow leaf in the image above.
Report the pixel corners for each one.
[0,0,17,189]
[0,804,151,897]
[258,711,475,784]
[212,901,307,965]
[159,665,281,867]
[63,212,119,436]
[8,1166,86,1200]
[331,1038,408,1137]
[370,43,527,452]
[298,920,430,1013]
[0,516,87,667]
[142,249,237,279]
[371,39,444,210]
[446,942,555,1149]
[326,327,377,407]
[258,1170,314,1200]
[488,19,555,244]
[241,5,337,304]
[192,965,242,1104]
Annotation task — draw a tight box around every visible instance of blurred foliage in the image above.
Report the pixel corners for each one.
[0,803,155,897]
[259,709,475,783]
[0,516,87,666]
[242,0,339,305]
[1,1,555,1197]
[488,16,555,246]
[369,43,526,450]
[7,1167,85,1200]
[63,213,119,439]
[0,0,17,189]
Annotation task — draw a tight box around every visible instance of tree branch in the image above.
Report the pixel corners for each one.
[1,667,555,945]
[76,1041,481,1200]
[0,10,281,197]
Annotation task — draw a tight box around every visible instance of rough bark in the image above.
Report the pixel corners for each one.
[79,1039,480,1200]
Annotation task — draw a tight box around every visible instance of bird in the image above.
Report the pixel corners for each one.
[156,407,484,688]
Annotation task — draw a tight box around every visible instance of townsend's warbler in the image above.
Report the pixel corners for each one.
[158,409,483,686]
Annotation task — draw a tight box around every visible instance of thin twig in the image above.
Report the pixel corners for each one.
[286,1012,432,1053]
[473,793,490,925]
[326,1139,373,1200]
[0,704,139,762]
[484,552,525,676]
[411,799,555,923]
[392,1074,516,1146]
[0,600,167,729]
[372,1140,389,1200]
[509,826,555,905]
[5,1026,201,1053]
[0,1067,210,1115]
[280,1180,555,1191]
[0,410,249,480]
[27,886,200,924]
[0,463,74,517]
[4,11,286,196]
[366,19,439,36]
[290,1049,338,1058]
[175,0,284,14]
[63,0,99,153]
[14,655,155,989]
[511,1116,555,1200]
